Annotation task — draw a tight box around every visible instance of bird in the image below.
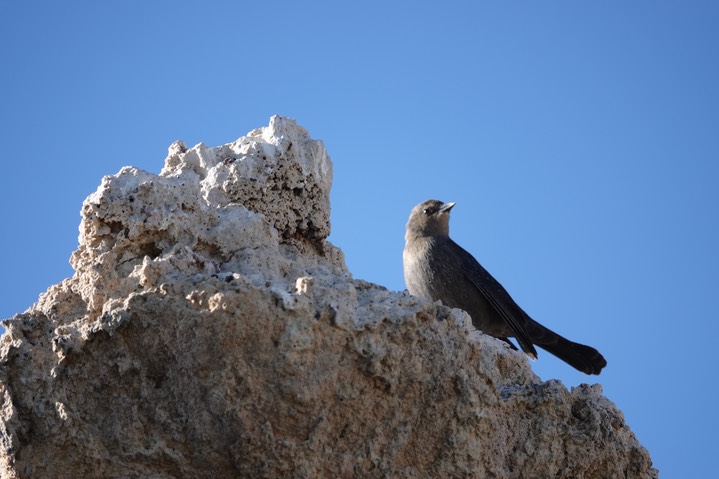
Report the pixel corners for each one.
[403,199,606,375]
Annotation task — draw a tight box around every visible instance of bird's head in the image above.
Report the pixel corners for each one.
[405,199,455,239]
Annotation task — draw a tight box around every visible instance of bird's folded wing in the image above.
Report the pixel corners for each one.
[460,257,538,359]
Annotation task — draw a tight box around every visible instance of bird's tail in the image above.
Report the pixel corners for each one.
[529,322,607,375]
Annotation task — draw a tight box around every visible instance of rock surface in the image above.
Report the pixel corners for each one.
[0,116,657,478]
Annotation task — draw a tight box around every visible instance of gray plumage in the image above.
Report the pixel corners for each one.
[403,199,606,375]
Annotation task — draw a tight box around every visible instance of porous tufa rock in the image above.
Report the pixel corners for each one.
[0,117,656,478]
[67,116,340,318]
[162,115,332,242]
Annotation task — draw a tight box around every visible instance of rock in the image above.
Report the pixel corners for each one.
[0,116,657,478]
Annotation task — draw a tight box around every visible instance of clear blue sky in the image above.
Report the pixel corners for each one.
[2,2,717,476]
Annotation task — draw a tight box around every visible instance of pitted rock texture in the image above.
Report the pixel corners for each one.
[0,116,656,479]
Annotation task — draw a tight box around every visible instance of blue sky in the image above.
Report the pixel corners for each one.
[2,1,717,476]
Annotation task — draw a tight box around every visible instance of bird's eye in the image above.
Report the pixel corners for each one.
[423,207,436,215]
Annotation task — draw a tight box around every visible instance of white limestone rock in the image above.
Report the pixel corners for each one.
[0,116,657,479]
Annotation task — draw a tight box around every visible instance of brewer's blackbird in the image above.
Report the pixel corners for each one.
[403,199,606,375]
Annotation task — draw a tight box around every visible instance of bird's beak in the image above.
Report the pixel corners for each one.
[440,202,456,213]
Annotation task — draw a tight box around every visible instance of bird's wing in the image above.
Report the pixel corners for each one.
[451,240,538,359]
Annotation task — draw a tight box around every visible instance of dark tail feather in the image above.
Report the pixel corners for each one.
[530,324,607,375]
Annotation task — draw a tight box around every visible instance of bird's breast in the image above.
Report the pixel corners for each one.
[403,237,448,299]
